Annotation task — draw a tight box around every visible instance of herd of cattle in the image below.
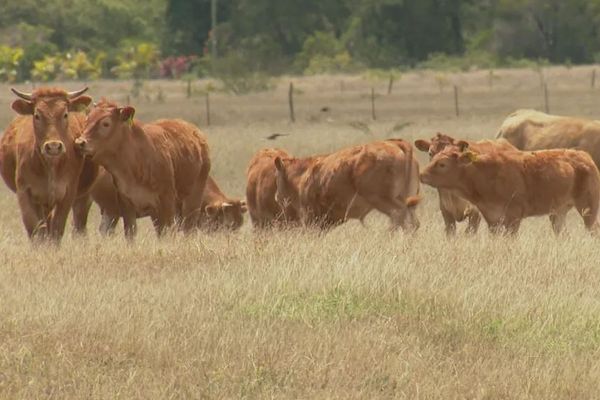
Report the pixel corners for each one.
[1,86,600,244]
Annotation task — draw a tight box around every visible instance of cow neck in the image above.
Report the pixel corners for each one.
[286,157,316,189]
[457,161,491,204]
[98,122,149,188]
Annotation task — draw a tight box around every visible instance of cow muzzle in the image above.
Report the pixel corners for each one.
[42,140,66,157]
[74,137,90,154]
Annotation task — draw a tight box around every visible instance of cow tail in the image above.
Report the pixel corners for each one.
[400,141,421,208]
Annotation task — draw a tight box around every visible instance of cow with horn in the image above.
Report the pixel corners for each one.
[0,87,98,243]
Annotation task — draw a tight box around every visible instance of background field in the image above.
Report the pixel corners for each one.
[2,67,600,398]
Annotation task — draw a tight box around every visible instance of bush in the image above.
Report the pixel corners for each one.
[112,42,159,79]
[159,55,198,79]
[212,53,275,94]
[62,51,100,80]
[295,31,357,74]
[31,55,62,82]
[0,46,23,83]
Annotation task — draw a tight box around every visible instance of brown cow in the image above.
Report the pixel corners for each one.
[200,176,247,231]
[74,99,210,237]
[246,148,299,228]
[0,87,96,242]
[273,139,421,231]
[496,109,600,167]
[90,169,245,234]
[414,133,516,235]
[420,144,600,235]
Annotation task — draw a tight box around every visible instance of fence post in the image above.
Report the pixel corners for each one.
[387,75,394,95]
[543,83,549,113]
[288,82,295,123]
[205,92,211,126]
[371,87,376,120]
[453,85,460,117]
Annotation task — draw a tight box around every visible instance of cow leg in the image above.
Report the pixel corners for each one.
[49,194,76,243]
[119,198,138,240]
[441,208,457,236]
[549,212,567,236]
[98,210,119,236]
[368,197,416,232]
[575,188,600,233]
[465,209,481,235]
[503,218,521,236]
[71,194,93,236]
[154,197,176,237]
[17,189,46,240]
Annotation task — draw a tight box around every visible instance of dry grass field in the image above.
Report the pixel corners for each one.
[2,66,600,398]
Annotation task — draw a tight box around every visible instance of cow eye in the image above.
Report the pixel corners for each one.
[437,162,446,168]
[34,113,40,121]
[102,121,110,128]
[63,113,68,119]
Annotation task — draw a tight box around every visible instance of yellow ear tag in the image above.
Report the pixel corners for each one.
[127,115,133,127]
[465,151,478,162]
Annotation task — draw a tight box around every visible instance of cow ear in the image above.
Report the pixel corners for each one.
[68,95,92,112]
[119,106,136,123]
[205,204,219,216]
[414,139,431,152]
[274,157,285,172]
[457,140,469,152]
[11,99,34,115]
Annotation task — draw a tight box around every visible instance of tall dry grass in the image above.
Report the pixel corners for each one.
[2,66,600,398]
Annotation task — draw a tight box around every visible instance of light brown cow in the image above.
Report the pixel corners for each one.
[246,148,299,228]
[90,169,246,234]
[75,99,210,237]
[414,133,516,235]
[200,176,247,231]
[273,139,421,231]
[0,87,97,242]
[420,144,600,235]
[496,109,600,167]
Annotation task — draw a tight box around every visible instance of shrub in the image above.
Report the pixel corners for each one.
[212,53,275,94]
[62,51,100,80]
[159,55,198,79]
[31,55,62,82]
[0,46,23,83]
[112,42,159,79]
[295,31,357,74]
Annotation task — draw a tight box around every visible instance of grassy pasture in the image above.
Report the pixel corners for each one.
[2,66,600,398]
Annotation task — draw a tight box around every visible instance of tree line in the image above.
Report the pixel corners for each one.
[1,0,600,82]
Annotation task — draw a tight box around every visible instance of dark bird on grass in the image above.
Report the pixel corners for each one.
[265,133,289,141]
[320,106,331,112]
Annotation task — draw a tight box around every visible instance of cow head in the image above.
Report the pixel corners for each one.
[11,87,91,159]
[420,142,477,189]
[414,132,459,159]
[204,200,247,231]
[75,99,135,158]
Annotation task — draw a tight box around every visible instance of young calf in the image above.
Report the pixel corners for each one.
[89,169,245,234]
[75,99,210,237]
[274,139,421,231]
[420,144,600,235]
[414,133,516,235]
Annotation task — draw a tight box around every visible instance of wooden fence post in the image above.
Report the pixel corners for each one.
[371,87,376,120]
[387,75,394,95]
[205,92,211,126]
[453,85,460,117]
[543,83,549,113]
[288,82,295,123]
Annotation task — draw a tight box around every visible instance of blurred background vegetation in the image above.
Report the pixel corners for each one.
[1,0,600,88]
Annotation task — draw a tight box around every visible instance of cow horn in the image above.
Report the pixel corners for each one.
[67,87,89,99]
[11,88,32,101]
